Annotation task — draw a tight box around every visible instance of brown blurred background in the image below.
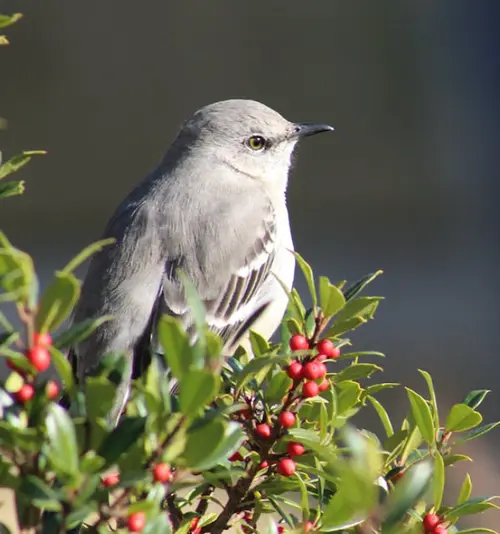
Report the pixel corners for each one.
[1,1,499,529]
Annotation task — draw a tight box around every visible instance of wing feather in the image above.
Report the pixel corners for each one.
[158,204,277,348]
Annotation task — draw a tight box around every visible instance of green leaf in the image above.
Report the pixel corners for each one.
[18,475,62,512]
[367,395,393,437]
[321,485,366,531]
[335,296,383,324]
[142,515,172,534]
[234,353,287,393]
[182,420,245,471]
[458,473,472,505]
[325,316,367,338]
[0,150,45,180]
[455,529,499,533]
[66,504,98,528]
[98,417,147,468]
[53,316,112,349]
[273,274,305,327]
[0,13,23,30]
[35,271,80,332]
[418,369,439,428]
[339,351,386,361]
[157,315,191,379]
[0,248,34,303]
[319,276,346,317]
[249,330,270,357]
[433,452,445,510]
[336,381,362,415]
[265,371,293,405]
[0,422,40,450]
[342,271,383,301]
[444,454,472,466]
[456,421,500,443]
[462,390,490,410]
[381,460,433,528]
[445,404,483,432]
[85,377,118,420]
[405,388,435,444]
[295,473,310,522]
[292,251,317,308]
[79,451,105,474]
[45,403,79,480]
[0,180,24,199]
[445,496,500,520]
[364,383,398,395]
[177,270,206,361]
[61,238,115,274]
[336,363,382,382]
[48,345,75,395]
[179,369,219,417]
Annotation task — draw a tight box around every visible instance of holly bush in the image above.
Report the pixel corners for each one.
[1,11,499,534]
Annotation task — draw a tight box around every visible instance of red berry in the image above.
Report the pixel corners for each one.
[277,458,296,477]
[277,527,285,534]
[278,411,296,428]
[422,513,440,531]
[302,381,319,398]
[316,362,327,378]
[46,380,59,400]
[229,451,244,462]
[318,379,330,392]
[255,423,271,439]
[239,408,252,420]
[303,521,314,532]
[190,517,199,530]
[258,460,269,469]
[26,346,50,372]
[287,442,305,456]
[302,361,322,380]
[127,511,146,532]
[289,334,309,352]
[192,528,202,534]
[315,354,327,362]
[287,360,303,380]
[102,472,120,487]
[152,463,172,483]
[433,526,447,534]
[15,383,34,403]
[33,332,52,347]
[316,339,335,357]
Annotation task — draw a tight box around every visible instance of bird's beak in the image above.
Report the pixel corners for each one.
[291,122,334,139]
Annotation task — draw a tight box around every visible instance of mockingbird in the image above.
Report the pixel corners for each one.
[69,99,333,422]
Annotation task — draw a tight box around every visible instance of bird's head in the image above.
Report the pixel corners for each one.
[172,99,333,192]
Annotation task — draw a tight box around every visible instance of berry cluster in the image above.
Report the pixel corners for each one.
[104,463,174,532]
[422,513,447,534]
[7,332,59,404]
[288,334,339,399]
[229,334,340,487]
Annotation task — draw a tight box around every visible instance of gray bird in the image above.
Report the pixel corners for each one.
[70,99,333,423]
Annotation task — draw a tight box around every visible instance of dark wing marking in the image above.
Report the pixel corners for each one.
[159,208,277,348]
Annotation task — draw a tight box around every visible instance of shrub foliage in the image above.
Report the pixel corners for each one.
[1,11,499,534]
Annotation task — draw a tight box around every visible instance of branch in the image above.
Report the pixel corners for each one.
[207,465,258,534]
[195,484,215,516]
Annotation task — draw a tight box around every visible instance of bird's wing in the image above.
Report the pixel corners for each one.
[158,204,277,347]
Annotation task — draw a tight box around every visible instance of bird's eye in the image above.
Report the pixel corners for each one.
[247,135,267,151]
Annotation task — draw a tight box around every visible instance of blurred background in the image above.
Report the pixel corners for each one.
[1,1,499,529]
